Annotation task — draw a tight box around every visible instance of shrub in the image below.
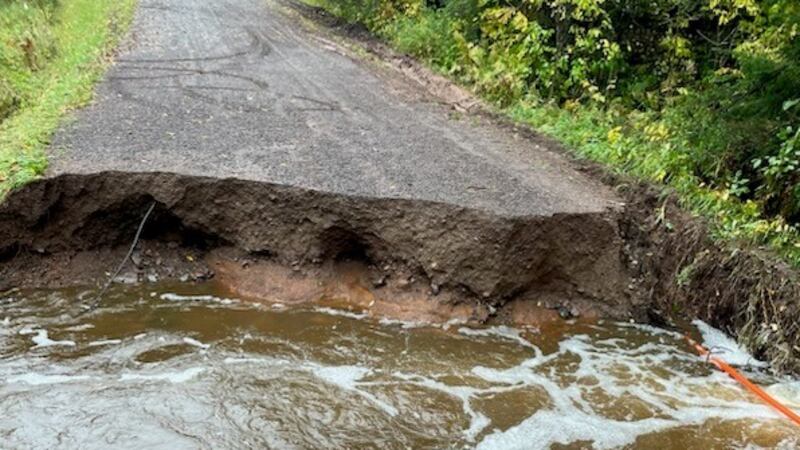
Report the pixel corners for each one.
[312,0,800,240]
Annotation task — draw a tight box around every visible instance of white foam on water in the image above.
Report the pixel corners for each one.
[23,329,76,348]
[458,326,536,349]
[119,367,205,383]
[309,364,371,390]
[220,355,402,417]
[224,356,286,365]
[159,293,236,304]
[471,331,781,449]
[765,381,800,408]
[313,307,368,320]
[441,317,468,331]
[307,363,399,417]
[391,371,506,441]
[377,317,430,329]
[87,339,122,347]
[615,321,683,338]
[63,323,94,332]
[5,373,92,386]
[692,319,768,367]
[183,337,210,349]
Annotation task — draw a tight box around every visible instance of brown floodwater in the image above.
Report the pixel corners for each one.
[0,282,798,449]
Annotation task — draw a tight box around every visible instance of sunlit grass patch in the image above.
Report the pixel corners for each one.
[0,0,137,196]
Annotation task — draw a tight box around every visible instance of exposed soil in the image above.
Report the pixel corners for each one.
[283,1,800,374]
[5,170,799,373]
[616,181,800,374]
[1,0,799,375]
[0,172,629,324]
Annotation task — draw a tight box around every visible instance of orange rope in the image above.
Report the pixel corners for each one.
[685,335,800,426]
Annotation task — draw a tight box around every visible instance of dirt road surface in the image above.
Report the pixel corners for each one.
[1,0,633,319]
[49,0,618,218]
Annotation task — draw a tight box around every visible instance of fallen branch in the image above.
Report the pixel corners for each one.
[79,201,157,314]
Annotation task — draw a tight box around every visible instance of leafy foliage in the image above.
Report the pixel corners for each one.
[311,0,800,262]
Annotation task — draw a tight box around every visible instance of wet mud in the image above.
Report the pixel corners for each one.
[2,0,800,376]
[0,171,630,326]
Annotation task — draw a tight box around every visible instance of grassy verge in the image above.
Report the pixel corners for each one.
[507,103,800,266]
[304,0,800,267]
[0,0,137,196]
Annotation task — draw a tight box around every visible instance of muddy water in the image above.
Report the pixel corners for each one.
[0,283,798,449]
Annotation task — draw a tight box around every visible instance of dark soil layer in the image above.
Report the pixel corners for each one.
[289,2,800,374]
[617,181,800,374]
[1,0,798,375]
[4,171,798,373]
[0,172,630,319]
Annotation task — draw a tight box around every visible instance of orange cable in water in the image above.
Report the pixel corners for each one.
[685,335,800,427]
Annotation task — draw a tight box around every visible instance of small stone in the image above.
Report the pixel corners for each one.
[372,275,387,288]
[179,274,190,282]
[557,306,572,320]
[147,273,158,283]
[430,262,438,270]
[430,283,440,295]
[114,272,138,284]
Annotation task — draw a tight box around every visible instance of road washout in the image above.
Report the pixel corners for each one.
[0,171,631,327]
[287,1,800,374]
[2,0,800,375]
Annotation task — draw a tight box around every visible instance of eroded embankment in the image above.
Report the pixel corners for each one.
[0,171,632,325]
[615,181,800,374]
[3,172,800,373]
[284,1,800,373]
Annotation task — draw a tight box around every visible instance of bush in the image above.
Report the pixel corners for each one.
[311,0,800,253]
[383,10,460,70]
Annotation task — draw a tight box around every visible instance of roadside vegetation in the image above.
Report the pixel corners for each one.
[0,0,136,196]
[307,0,800,265]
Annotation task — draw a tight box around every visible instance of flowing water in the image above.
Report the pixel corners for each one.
[0,282,798,449]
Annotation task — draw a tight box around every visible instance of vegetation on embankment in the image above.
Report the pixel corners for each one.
[0,0,136,196]
[305,0,800,266]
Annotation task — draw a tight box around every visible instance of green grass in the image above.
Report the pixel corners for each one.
[304,0,800,267]
[0,0,137,195]
[507,102,800,265]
